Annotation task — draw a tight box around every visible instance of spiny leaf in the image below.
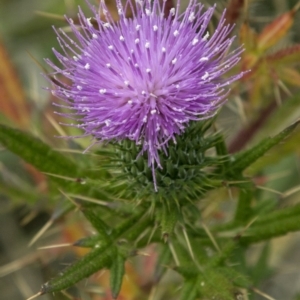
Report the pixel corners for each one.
[218,267,251,289]
[250,91,300,143]
[178,266,246,300]
[110,252,126,299]
[40,245,113,294]
[39,209,146,295]
[198,269,236,300]
[80,207,111,240]
[0,124,82,177]
[160,202,179,240]
[75,212,151,249]
[154,245,172,283]
[257,7,297,52]
[207,240,237,268]
[240,214,300,245]
[234,188,253,223]
[280,68,300,87]
[239,23,258,54]
[249,69,272,107]
[112,208,147,237]
[51,178,112,202]
[215,133,229,156]
[266,44,300,66]
[126,217,155,248]
[229,120,300,173]
[252,204,300,227]
[248,127,300,174]
[73,235,103,248]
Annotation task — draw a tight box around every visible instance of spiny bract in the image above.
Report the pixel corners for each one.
[47,0,244,190]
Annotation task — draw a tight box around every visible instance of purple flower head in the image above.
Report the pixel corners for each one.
[47,0,244,190]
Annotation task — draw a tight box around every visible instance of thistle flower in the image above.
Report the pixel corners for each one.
[47,0,244,190]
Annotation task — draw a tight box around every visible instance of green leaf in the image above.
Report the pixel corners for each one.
[172,240,194,267]
[73,235,103,248]
[218,267,251,289]
[0,124,81,177]
[230,120,300,173]
[74,212,151,249]
[234,188,253,223]
[198,270,236,300]
[51,178,112,202]
[160,202,179,240]
[154,245,172,283]
[253,204,300,227]
[215,134,229,156]
[0,182,42,204]
[112,208,147,237]
[110,252,126,299]
[81,207,111,240]
[125,217,152,246]
[208,240,237,268]
[250,243,271,285]
[266,45,300,68]
[179,277,199,300]
[248,126,300,174]
[39,208,146,295]
[252,92,300,142]
[41,246,113,294]
[176,265,241,300]
[175,265,199,279]
[241,214,300,244]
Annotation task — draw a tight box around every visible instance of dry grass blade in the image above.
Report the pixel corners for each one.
[283,185,300,198]
[26,292,43,300]
[237,217,258,239]
[256,185,283,195]
[14,273,35,299]
[66,193,112,207]
[42,172,82,182]
[0,253,41,277]
[252,287,276,300]
[201,222,221,253]
[147,223,158,245]
[38,243,72,250]
[46,113,69,137]
[28,219,53,247]
[182,226,195,260]
[35,11,65,20]
[168,241,180,266]
[148,285,158,300]
[293,1,300,12]
[59,189,81,209]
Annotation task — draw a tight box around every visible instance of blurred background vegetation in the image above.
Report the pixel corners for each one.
[1,0,300,299]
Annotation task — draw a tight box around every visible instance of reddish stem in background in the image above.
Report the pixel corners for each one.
[228,100,277,153]
[163,0,174,18]
[225,0,245,25]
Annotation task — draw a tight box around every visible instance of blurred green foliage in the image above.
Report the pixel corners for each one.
[1,1,300,300]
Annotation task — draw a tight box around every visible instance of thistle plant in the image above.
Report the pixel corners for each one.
[47,0,244,190]
[0,0,300,300]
